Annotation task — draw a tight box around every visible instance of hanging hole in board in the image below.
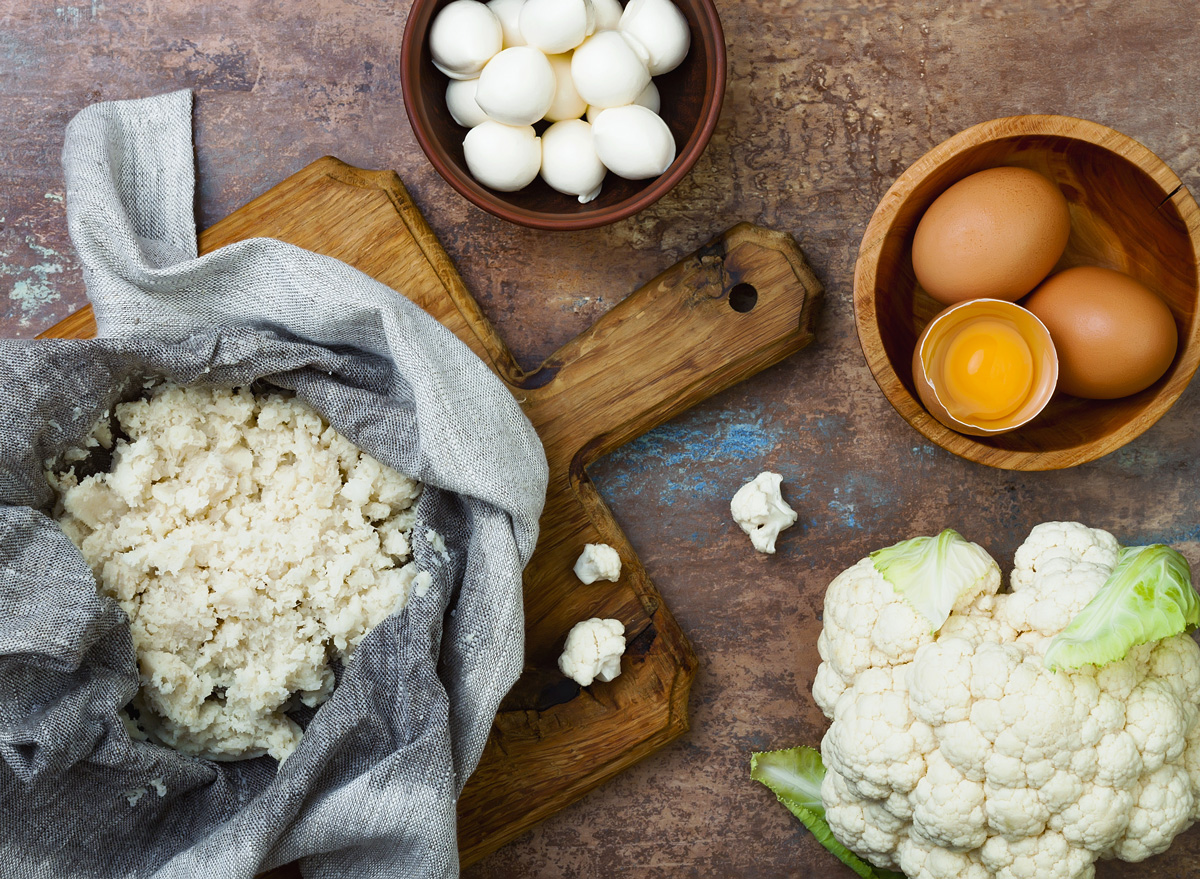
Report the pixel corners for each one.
[728,283,758,313]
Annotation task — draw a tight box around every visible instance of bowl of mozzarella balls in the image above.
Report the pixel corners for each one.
[401,0,725,230]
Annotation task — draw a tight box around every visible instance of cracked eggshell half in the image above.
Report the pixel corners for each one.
[586,81,659,123]
[618,0,690,75]
[519,0,595,54]
[540,119,607,203]
[445,78,490,128]
[544,53,587,122]
[430,0,504,80]
[486,0,526,47]
[463,121,542,191]
[570,30,651,110]
[474,46,557,126]
[591,104,676,180]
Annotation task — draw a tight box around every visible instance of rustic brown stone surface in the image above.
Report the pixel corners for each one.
[5,1,1200,876]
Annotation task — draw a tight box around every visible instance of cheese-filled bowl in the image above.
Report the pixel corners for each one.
[854,115,1200,470]
[400,0,726,230]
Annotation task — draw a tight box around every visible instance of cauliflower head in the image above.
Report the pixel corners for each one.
[813,523,1200,879]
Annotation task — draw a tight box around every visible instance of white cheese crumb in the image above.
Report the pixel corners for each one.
[149,777,167,797]
[730,471,798,554]
[425,528,451,562]
[573,543,622,584]
[120,710,148,742]
[412,570,434,599]
[125,788,147,807]
[50,384,427,763]
[558,617,625,686]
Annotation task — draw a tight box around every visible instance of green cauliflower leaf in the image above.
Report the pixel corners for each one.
[751,746,906,879]
[1045,543,1200,671]
[870,529,997,633]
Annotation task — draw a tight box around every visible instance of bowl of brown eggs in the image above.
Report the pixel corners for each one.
[854,114,1200,470]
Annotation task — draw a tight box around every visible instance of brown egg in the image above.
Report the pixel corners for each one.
[912,167,1071,306]
[1024,266,1178,399]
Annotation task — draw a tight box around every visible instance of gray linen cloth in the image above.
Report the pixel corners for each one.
[0,90,547,878]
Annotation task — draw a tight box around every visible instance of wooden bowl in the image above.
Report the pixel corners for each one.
[400,0,725,231]
[854,115,1200,470]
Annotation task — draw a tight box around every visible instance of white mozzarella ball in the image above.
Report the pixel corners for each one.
[544,53,587,122]
[445,78,490,128]
[618,0,690,75]
[585,80,659,123]
[464,122,542,191]
[430,0,504,80]
[474,47,556,126]
[519,0,595,54]
[570,31,650,109]
[590,0,623,30]
[540,119,607,203]
[591,105,676,179]
[486,0,527,47]
[634,79,662,114]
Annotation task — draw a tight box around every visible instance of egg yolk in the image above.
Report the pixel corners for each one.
[939,320,1034,422]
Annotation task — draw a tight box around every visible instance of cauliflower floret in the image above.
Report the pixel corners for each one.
[817,558,935,694]
[1124,678,1189,772]
[812,651,848,718]
[558,617,625,686]
[1054,783,1133,851]
[1110,762,1195,861]
[898,836,991,879]
[1183,718,1200,820]
[979,831,1095,879]
[730,471,797,554]
[911,751,988,850]
[823,665,935,800]
[822,763,905,869]
[573,543,621,584]
[999,522,1119,638]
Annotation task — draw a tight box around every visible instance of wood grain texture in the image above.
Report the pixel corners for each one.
[855,115,1200,470]
[38,157,822,870]
[8,2,1200,877]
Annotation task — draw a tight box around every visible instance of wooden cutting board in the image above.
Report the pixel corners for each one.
[38,157,823,868]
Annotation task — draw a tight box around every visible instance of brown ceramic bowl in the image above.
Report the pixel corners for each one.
[400,0,725,231]
[854,115,1200,471]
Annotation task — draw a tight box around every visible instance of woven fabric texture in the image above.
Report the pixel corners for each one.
[0,90,547,879]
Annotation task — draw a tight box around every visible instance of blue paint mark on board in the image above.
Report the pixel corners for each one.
[824,471,893,531]
[594,410,781,498]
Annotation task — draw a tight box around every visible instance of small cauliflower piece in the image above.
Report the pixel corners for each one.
[558,617,625,686]
[730,471,797,554]
[573,543,621,584]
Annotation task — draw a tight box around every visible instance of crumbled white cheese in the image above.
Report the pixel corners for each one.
[413,570,434,598]
[149,777,167,797]
[558,617,625,686]
[573,543,621,584]
[120,710,148,741]
[125,788,147,807]
[730,471,798,554]
[49,384,426,763]
[426,528,451,562]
